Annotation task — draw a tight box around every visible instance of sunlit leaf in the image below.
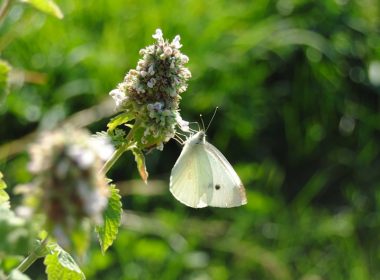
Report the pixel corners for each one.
[44,244,85,280]
[96,184,122,254]
[0,60,11,106]
[132,148,149,183]
[107,112,134,132]
[21,0,64,19]
[0,172,10,208]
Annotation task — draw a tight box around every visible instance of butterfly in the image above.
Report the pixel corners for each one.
[170,130,247,208]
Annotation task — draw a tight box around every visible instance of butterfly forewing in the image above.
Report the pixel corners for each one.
[170,140,212,208]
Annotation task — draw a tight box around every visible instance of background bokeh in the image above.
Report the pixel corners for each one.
[1,0,380,279]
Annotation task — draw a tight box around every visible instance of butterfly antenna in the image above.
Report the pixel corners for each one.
[205,107,219,133]
[199,114,205,131]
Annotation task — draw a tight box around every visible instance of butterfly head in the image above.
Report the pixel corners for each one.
[188,130,206,145]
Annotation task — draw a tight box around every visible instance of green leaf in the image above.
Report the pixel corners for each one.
[0,172,10,208]
[0,60,11,107]
[96,184,122,254]
[107,112,134,132]
[21,0,64,19]
[8,270,31,280]
[107,128,127,149]
[44,244,85,280]
[132,148,149,183]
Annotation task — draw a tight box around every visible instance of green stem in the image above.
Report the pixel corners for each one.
[100,123,138,174]
[0,0,12,24]
[16,236,49,273]
[100,142,130,174]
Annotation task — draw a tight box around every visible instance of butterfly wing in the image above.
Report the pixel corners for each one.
[170,141,213,208]
[204,142,247,207]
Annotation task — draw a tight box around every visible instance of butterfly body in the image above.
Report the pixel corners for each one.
[170,131,247,208]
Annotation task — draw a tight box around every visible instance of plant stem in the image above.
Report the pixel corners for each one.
[0,0,12,24]
[100,124,138,174]
[16,236,49,273]
[100,142,130,174]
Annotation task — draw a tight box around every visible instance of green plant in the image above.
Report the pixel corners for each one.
[0,2,191,278]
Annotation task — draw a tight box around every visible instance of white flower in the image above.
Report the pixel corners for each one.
[172,35,182,49]
[153,102,164,111]
[148,64,155,75]
[152,28,163,42]
[181,68,191,78]
[109,89,127,108]
[180,54,189,63]
[176,114,190,132]
[164,47,173,57]
[147,78,156,88]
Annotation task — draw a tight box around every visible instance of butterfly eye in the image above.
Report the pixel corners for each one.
[215,184,221,190]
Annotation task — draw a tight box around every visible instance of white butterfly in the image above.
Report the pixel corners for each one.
[170,130,247,208]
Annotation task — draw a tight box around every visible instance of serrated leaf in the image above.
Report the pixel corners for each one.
[21,0,64,19]
[132,148,149,183]
[44,244,85,280]
[96,184,122,254]
[0,172,10,207]
[107,112,134,132]
[0,60,11,106]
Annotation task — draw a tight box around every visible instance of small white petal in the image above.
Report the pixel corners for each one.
[147,78,156,88]
[148,64,155,75]
[153,102,164,111]
[180,54,189,63]
[172,35,182,48]
[164,47,173,57]
[109,89,127,108]
[176,115,190,132]
[152,29,163,41]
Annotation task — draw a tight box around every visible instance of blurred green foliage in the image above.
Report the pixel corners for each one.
[1,0,380,279]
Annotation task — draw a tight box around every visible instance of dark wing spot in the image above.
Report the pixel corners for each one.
[215,184,221,190]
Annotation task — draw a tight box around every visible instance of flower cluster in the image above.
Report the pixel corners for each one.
[23,127,113,248]
[109,29,191,150]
